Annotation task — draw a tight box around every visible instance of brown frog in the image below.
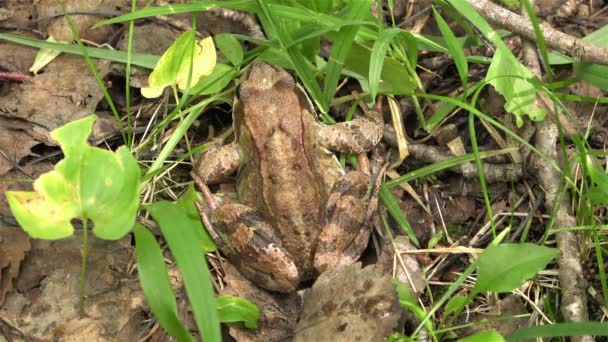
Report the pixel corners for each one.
[192,61,383,293]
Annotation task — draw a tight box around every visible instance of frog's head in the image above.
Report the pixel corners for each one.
[239,61,295,100]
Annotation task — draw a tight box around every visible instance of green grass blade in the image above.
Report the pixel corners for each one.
[432,7,468,89]
[95,1,259,27]
[322,0,373,105]
[521,0,552,81]
[506,322,608,341]
[369,27,401,100]
[147,192,221,342]
[256,0,327,112]
[380,186,419,246]
[63,9,126,144]
[384,148,517,188]
[134,224,193,342]
[145,96,214,178]
[0,33,158,69]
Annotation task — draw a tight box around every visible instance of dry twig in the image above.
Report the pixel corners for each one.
[518,5,592,342]
[468,0,608,65]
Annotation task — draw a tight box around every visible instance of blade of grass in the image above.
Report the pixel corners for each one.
[134,224,194,342]
[95,1,259,27]
[322,0,373,105]
[506,322,608,341]
[256,0,327,112]
[468,86,495,238]
[369,27,401,101]
[384,147,518,188]
[433,7,468,90]
[380,185,419,246]
[0,33,158,69]
[63,8,126,144]
[146,191,221,342]
[521,0,552,81]
[124,0,138,146]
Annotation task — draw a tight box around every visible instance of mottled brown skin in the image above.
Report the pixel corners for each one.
[194,61,382,292]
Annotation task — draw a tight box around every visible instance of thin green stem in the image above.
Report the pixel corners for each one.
[79,218,89,317]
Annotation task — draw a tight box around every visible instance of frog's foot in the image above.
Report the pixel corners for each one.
[212,204,300,293]
[314,171,371,273]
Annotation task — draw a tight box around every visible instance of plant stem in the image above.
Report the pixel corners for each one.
[79,218,89,317]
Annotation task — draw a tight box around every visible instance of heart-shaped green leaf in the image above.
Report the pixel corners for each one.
[6,115,141,240]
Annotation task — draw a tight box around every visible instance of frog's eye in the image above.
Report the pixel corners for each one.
[274,75,295,91]
[238,83,254,99]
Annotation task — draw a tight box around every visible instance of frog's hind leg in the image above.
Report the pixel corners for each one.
[210,204,301,293]
[314,153,389,273]
[192,173,300,292]
[314,170,371,273]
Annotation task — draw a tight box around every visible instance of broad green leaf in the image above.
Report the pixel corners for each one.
[473,243,558,294]
[146,193,221,342]
[191,63,238,96]
[486,49,546,127]
[448,0,546,127]
[29,36,65,74]
[345,42,415,95]
[215,33,244,66]
[6,115,140,240]
[141,31,217,98]
[217,296,260,329]
[573,62,608,92]
[459,330,505,342]
[134,224,193,342]
[548,24,608,64]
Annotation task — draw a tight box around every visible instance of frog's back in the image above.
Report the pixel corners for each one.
[234,62,329,274]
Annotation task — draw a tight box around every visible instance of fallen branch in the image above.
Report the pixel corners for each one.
[519,5,592,342]
[468,0,608,66]
[382,128,523,183]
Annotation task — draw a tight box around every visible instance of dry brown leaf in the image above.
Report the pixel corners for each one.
[0,226,31,306]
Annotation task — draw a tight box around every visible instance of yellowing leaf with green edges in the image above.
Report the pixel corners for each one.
[141,31,217,98]
[6,115,141,240]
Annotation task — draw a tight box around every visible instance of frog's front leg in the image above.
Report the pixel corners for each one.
[193,142,240,184]
[314,169,372,273]
[318,110,383,154]
[192,173,300,293]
